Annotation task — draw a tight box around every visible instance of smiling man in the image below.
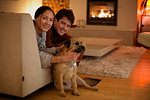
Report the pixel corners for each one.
[46,9,84,65]
[46,9,74,48]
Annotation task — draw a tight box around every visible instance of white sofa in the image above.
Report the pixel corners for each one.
[137,32,150,48]
[0,13,52,97]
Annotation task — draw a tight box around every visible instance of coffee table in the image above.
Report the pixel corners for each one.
[78,37,122,57]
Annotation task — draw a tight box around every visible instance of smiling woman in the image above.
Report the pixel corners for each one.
[34,6,56,67]
[34,7,55,35]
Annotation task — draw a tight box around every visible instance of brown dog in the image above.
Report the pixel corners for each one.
[52,38,98,97]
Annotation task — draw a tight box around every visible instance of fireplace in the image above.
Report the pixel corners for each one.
[87,0,118,26]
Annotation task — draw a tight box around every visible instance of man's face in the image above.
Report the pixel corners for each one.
[54,16,71,36]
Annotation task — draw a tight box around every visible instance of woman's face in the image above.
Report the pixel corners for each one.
[35,10,54,34]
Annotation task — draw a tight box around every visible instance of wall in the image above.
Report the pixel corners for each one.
[69,0,138,30]
[0,0,138,29]
[0,0,42,19]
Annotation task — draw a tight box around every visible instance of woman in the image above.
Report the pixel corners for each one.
[34,6,80,68]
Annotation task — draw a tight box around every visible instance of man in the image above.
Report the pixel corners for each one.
[46,9,74,47]
[46,9,83,65]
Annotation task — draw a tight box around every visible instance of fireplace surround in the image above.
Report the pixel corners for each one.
[87,0,118,26]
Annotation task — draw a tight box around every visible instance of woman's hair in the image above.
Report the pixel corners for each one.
[34,6,55,19]
[55,9,75,25]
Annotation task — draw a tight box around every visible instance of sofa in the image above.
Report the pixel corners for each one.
[0,13,52,97]
[137,32,150,48]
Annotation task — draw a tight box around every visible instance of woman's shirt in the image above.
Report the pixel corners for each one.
[36,32,56,68]
[36,32,47,51]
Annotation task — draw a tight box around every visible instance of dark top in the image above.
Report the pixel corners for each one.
[46,25,72,48]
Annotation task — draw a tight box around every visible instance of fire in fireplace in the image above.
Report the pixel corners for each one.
[87,0,118,26]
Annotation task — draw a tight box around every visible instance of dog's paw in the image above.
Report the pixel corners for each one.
[60,92,66,97]
[72,91,80,96]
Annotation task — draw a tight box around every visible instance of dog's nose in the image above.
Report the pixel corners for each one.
[74,45,85,53]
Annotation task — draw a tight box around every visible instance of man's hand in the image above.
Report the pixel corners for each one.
[50,47,80,63]
[56,45,64,53]
[62,47,80,62]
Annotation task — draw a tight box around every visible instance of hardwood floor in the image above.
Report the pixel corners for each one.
[0,50,150,100]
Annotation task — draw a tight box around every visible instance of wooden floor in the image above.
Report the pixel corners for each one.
[0,50,150,100]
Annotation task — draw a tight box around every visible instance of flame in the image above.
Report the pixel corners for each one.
[92,9,114,18]
[98,9,107,18]
[92,15,96,18]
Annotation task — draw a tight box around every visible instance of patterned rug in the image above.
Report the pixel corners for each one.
[77,46,147,78]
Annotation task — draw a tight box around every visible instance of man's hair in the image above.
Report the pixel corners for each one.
[34,6,55,19]
[55,9,75,25]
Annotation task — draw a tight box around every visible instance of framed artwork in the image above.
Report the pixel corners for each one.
[42,0,69,13]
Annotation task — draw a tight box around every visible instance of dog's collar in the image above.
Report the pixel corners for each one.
[67,62,77,67]
[73,62,77,67]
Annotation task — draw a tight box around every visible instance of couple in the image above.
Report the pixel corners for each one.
[34,6,83,68]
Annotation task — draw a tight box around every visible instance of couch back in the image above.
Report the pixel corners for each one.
[0,13,51,97]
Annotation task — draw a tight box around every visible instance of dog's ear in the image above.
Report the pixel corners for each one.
[64,39,71,48]
[74,41,79,45]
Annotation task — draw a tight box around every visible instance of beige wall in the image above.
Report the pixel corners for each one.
[0,0,42,19]
[69,0,138,30]
[0,0,138,29]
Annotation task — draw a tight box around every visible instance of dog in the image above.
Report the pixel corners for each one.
[52,38,98,97]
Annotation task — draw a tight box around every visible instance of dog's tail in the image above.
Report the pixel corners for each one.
[76,76,98,91]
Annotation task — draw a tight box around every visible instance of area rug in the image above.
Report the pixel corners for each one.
[77,46,147,78]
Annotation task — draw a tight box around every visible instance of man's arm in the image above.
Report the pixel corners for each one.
[50,48,80,63]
